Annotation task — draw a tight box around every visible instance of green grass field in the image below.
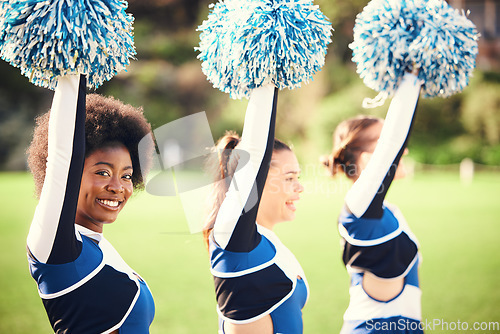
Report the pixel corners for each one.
[0,171,499,333]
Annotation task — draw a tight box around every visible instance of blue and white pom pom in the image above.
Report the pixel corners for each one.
[350,0,478,102]
[409,1,478,98]
[197,0,333,99]
[0,0,136,90]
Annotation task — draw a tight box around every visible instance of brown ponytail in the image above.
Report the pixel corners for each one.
[323,115,382,180]
[202,131,240,249]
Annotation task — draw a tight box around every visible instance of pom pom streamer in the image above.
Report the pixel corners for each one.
[350,0,479,99]
[196,0,333,99]
[0,0,136,90]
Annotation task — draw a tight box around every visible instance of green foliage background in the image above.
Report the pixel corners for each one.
[0,0,499,170]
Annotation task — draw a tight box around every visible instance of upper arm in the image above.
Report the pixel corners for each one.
[339,205,419,281]
[27,75,86,264]
[345,73,422,219]
[213,86,278,252]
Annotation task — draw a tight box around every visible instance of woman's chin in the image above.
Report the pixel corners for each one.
[283,210,297,222]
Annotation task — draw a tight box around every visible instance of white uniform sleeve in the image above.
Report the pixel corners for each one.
[345,73,422,218]
[213,85,276,250]
[27,75,85,264]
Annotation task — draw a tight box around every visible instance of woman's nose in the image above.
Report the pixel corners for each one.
[295,180,304,193]
[106,176,124,193]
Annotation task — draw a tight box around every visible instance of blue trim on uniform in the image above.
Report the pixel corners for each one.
[340,206,399,242]
[270,278,308,334]
[211,235,276,274]
[219,317,226,334]
[120,279,156,333]
[404,257,419,288]
[30,235,102,295]
[350,272,364,287]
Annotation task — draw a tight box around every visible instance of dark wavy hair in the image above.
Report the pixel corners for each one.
[202,131,291,249]
[27,94,152,198]
[321,115,382,180]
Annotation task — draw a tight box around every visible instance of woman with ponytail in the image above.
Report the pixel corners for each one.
[322,0,478,329]
[195,0,332,330]
[323,116,389,180]
[324,73,423,334]
[203,86,308,334]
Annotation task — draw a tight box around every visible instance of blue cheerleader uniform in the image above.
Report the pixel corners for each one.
[209,85,309,333]
[339,73,424,334]
[26,75,155,333]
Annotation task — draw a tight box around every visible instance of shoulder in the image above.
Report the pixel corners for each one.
[339,206,402,247]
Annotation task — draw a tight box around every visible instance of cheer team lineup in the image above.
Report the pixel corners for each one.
[0,0,480,333]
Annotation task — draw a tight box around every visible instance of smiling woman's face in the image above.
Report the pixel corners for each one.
[257,149,304,230]
[75,144,133,233]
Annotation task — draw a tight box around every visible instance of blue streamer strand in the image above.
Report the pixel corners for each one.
[350,0,479,99]
[196,0,333,99]
[0,0,136,90]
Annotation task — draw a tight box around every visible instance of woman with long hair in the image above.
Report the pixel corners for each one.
[203,86,308,334]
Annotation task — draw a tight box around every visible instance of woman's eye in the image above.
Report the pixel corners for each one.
[97,170,110,177]
[123,174,133,181]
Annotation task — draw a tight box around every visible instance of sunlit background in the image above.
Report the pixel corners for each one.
[0,0,499,333]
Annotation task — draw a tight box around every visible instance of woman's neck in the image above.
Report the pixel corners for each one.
[257,219,276,232]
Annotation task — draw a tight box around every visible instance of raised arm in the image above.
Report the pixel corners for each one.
[213,85,278,252]
[345,72,422,218]
[27,75,86,264]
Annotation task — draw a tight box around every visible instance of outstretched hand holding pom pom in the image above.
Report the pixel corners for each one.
[350,0,479,103]
[0,0,136,89]
[198,1,333,332]
[196,0,334,99]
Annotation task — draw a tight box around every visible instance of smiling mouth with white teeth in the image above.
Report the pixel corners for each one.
[286,200,297,211]
[98,199,121,208]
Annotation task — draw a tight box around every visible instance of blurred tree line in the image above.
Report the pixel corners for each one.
[0,0,499,171]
